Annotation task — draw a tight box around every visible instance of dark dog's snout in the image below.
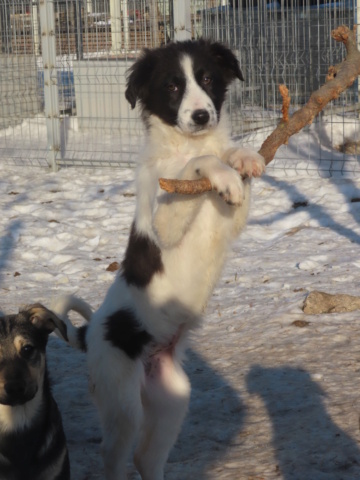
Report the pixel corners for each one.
[192,109,210,126]
[0,361,39,406]
[4,380,26,399]
[0,380,37,406]
[1,377,37,405]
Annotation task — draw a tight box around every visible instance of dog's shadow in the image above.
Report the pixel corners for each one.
[246,365,360,480]
[168,349,246,478]
[49,341,245,480]
[47,336,104,479]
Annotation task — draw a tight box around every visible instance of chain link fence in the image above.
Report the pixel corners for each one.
[0,0,359,174]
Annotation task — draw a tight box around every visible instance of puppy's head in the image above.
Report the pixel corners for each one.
[0,305,67,406]
[125,39,243,135]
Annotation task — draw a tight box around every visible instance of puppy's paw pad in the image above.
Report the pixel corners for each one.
[229,149,265,178]
[209,168,244,206]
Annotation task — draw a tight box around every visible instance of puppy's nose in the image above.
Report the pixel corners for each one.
[5,380,25,398]
[192,109,210,126]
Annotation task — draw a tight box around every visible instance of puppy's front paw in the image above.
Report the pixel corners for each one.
[208,166,244,206]
[227,148,265,178]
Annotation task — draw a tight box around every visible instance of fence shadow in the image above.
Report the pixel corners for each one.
[0,187,29,310]
[283,131,360,233]
[169,349,246,478]
[0,218,22,289]
[246,365,360,479]
[254,175,360,245]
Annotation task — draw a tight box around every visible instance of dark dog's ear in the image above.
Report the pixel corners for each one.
[209,42,244,83]
[25,304,68,341]
[125,49,156,109]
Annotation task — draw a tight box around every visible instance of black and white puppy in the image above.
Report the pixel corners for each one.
[53,39,265,480]
[0,305,70,480]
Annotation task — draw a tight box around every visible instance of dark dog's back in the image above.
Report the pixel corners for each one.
[0,306,70,480]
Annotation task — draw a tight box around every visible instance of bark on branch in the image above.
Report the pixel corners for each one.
[159,25,360,195]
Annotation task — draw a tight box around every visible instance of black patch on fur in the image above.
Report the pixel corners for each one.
[104,309,152,359]
[122,223,163,288]
[77,325,88,352]
[125,39,243,125]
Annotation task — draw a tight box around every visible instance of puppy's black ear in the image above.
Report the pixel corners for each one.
[125,49,156,109]
[26,304,68,341]
[209,42,244,83]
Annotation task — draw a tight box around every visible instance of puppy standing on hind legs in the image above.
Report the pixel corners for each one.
[52,295,189,480]
[52,39,265,480]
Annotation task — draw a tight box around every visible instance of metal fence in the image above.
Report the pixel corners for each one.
[0,0,359,174]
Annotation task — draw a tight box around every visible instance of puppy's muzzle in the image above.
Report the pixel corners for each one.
[0,378,38,406]
[191,109,210,126]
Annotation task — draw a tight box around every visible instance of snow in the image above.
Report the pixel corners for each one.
[2,125,360,479]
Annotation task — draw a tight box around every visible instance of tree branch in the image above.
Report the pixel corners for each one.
[159,25,360,195]
[279,84,290,124]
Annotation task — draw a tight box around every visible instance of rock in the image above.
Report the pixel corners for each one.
[291,320,310,327]
[303,290,360,314]
[106,261,120,272]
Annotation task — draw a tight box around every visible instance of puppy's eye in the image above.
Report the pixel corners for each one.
[167,83,178,92]
[21,345,35,358]
[202,76,212,85]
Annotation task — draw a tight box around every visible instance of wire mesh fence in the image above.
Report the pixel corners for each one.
[0,0,359,174]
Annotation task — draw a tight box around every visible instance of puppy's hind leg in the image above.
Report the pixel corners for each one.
[101,412,140,480]
[90,353,144,480]
[134,351,191,480]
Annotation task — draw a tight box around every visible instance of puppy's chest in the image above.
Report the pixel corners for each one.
[159,201,231,306]
[0,420,40,463]
[154,140,225,175]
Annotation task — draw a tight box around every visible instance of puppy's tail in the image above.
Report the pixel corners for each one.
[50,295,92,352]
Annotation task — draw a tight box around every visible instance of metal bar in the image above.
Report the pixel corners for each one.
[173,0,191,41]
[110,0,122,53]
[39,0,61,171]
[1,1,12,53]
[75,0,84,60]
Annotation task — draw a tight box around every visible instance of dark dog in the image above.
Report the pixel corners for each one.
[0,304,70,480]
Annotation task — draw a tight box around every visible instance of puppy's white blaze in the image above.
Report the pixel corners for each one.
[0,382,44,432]
[177,55,217,134]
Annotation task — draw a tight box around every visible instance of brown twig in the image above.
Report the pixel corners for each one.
[158,177,212,194]
[159,25,360,195]
[279,84,290,124]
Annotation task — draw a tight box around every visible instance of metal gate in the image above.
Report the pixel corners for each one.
[0,0,359,174]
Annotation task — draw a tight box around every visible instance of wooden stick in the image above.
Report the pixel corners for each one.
[158,177,212,194]
[279,84,290,124]
[159,25,360,195]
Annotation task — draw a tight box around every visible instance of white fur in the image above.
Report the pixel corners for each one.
[51,295,92,348]
[53,51,265,480]
[0,381,43,433]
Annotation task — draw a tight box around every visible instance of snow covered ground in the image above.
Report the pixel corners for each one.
[2,143,360,479]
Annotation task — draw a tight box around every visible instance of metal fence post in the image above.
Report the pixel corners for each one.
[357,4,360,104]
[74,0,84,61]
[1,1,12,54]
[110,0,123,53]
[173,0,191,41]
[39,0,61,172]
